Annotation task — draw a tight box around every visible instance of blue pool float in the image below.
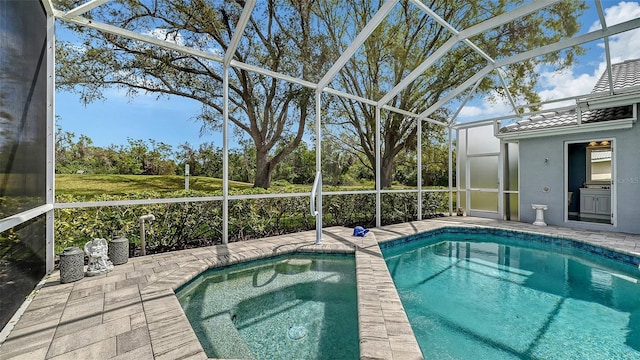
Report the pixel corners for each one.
[353,226,369,237]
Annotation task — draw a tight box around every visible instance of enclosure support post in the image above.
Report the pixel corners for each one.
[497,121,504,219]
[222,66,229,244]
[375,106,381,228]
[220,2,253,244]
[46,12,56,273]
[314,91,323,244]
[417,118,422,221]
[448,126,453,216]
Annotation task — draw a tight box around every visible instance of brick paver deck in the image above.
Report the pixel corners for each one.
[1,217,640,359]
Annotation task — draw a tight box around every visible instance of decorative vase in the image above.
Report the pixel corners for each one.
[109,236,129,265]
[60,246,84,283]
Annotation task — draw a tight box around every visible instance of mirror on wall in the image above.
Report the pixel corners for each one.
[586,142,612,184]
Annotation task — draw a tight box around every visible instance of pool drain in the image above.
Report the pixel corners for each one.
[288,325,307,340]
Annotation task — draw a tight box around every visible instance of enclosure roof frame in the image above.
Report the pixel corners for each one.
[51,0,640,126]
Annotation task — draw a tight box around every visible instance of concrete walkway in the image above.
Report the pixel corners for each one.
[1,217,639,359]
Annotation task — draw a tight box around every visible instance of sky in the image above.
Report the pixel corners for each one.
[55,1,640,150]
[457,0,640,121]
[56,88,209,149]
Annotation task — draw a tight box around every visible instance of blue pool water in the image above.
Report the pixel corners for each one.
[176,254,358,360]
[382,231,640,360]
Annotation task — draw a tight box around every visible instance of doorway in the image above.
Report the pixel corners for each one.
[566,139,614,225]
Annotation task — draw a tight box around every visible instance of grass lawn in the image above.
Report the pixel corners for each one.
[55,174,449,198]
[55,174,253,197]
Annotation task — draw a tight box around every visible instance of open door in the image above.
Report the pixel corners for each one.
[566,139,615,226]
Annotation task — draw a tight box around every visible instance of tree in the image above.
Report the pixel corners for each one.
[144,139,177,175]
[421,131,451,188]
[320,141,354,186]
[316,0,586,188]
[55,129,178,175]
[55,127,98,173]
[272,141,315,185]
[56,0,329,188]
[229,139,256,183]
[175,142,199,176]
[55,127,76,173]
[176,142,223,178]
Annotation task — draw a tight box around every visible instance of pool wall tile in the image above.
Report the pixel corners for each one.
[380,225,640,268]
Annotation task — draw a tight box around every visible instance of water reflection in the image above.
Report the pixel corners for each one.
[385,236,640,357]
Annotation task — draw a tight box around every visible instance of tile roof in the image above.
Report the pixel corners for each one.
[499,58,640,134]
[500,105,633,133]
[591,150,611,161]
[592,58,640,93]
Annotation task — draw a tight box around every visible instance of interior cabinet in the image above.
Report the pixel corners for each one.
[579,188,611,220]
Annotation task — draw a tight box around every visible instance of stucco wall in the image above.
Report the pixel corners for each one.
[518,121,640,234]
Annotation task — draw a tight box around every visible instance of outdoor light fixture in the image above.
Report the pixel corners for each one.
[587,140,611,147]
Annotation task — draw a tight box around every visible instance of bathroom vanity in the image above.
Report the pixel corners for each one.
[579,187,611,220]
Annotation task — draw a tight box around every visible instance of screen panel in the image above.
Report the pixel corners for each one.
[0,0,47,219]
[0,0,48,331]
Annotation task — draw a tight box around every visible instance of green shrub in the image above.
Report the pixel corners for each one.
[54,189,447,255]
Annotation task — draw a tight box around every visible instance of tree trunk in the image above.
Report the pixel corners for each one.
[380,160,394,189]
[254,150,272,189]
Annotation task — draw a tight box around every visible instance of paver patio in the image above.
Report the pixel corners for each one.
[1,216,640,359]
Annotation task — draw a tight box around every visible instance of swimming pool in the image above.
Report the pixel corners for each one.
[382,229,640,359]
[176,254,359,360]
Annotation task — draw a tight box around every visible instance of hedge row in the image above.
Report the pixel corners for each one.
[54,190,450,255]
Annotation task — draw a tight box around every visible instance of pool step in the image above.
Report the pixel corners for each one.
[202,312,256,360]
[275,259,312,274]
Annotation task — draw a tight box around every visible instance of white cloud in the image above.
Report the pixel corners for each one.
[144,29,185,46]
[457,90,515,120]
[537,65,605,109]
[589,1,640,63]
[457,105,484,118]
[459,1,640,120]
[536,1,640,108]
[588,1,640,31]
[144,29,224,57]
[534,2,640,110]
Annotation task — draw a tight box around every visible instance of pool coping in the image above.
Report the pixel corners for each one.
[1,217,640,360]
[378,226,640,268]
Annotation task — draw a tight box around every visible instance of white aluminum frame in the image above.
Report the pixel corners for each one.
[462,124,503,219]
[46,8,56,273]
[5,0,640,276]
